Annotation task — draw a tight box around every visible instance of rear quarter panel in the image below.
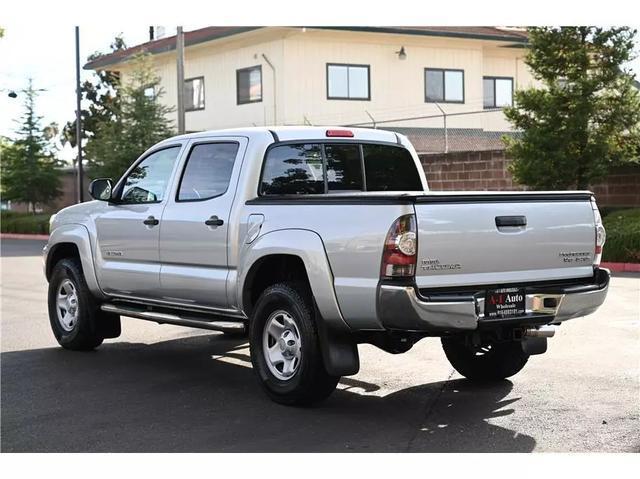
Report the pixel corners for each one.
[239,202,413,330]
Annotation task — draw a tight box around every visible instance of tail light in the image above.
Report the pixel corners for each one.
[381,215,417,278]
[591,197,606,266]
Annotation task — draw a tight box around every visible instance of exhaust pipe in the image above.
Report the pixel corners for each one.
[524,326,556,338]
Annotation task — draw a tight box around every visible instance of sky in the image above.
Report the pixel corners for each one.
[1,23,639,163]
[0,24,207,161]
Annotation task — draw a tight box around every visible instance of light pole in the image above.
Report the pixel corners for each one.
[176,26,185,134]
[75,26,84,203]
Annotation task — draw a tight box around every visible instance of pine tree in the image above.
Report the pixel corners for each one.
[0,79,62,213]
[504,27,640,190]
[85,53,175,180]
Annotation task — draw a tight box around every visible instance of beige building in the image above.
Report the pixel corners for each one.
[85,26,533,152]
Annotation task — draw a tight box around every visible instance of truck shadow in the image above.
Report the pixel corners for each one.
[1,333,536,453]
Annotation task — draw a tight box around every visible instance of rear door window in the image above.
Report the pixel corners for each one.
[363,144,423,191]
[260,144,324,195]
[177,142,239,201]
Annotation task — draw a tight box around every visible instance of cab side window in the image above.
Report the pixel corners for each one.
[120,146,181,203]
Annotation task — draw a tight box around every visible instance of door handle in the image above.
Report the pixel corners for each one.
[495,215,527,227]
[205,215,224,227]
[143,216,159,226]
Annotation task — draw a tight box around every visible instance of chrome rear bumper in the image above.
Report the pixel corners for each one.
[377,268,610,332]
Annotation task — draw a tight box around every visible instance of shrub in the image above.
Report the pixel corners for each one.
[1,211,50,234]
[602,208,640,263]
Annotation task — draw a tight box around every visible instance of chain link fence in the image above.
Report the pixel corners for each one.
[347,108,520,154]
[291,107,521,154]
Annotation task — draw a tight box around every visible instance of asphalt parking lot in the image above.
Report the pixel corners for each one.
[1,238,638,452]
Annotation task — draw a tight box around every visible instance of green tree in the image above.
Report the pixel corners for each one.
[1,80,63,212]
[84,53,175,180]
[504,26,640,190]
[62,35,126,160]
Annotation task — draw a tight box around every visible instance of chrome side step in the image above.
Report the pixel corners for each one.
[101,303,246,333]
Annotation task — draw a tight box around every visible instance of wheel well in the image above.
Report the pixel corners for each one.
[46,242,81,280]
[243,254,310,317]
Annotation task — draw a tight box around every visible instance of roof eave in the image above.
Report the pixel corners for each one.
[310,26,530,44]
[84,26,263,70]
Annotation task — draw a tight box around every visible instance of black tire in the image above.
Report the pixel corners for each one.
[48,258,120,350]
[441,335,529,381]
[249,282,340,406]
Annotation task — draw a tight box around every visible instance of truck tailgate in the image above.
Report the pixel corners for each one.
[413,193,597,288]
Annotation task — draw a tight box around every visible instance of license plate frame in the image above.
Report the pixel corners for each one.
[485,287,526,319]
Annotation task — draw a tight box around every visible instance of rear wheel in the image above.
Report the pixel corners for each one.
[441,335,529,381]
[249,282,340,406]
[48,258,120,350]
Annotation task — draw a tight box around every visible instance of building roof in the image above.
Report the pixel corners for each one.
[315,26,529,42]
[84,26,529,70]
[84,27,261,70]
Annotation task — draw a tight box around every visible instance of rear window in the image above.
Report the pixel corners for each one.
[363,144,423,191]
[260,142,422,195]
[260,144,324,195]
[325,144,363,191]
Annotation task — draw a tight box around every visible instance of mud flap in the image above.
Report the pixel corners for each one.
[97,310,122,339]
[521,336,547,355]
[318,326,360,376]
[314,306,360,376]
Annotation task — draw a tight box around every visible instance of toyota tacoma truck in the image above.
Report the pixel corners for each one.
[44,126,610,405]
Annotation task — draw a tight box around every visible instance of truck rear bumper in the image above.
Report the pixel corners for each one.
[377,268,610,332]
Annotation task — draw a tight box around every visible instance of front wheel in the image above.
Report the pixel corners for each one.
[48,258,120,350]
[249,282,340,406]
[441,335,529,381]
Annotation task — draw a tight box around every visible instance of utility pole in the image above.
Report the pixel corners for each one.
[176,26,185,134]
[75,26,84,203]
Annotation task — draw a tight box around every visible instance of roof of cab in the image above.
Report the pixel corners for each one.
[162,126,403,145]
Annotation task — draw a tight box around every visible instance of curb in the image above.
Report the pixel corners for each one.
[601,262,640,273]
[1,233,50,240]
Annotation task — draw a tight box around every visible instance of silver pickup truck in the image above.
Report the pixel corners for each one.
[44,126,610,405]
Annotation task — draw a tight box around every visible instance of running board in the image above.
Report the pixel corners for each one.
[100,303,246,333]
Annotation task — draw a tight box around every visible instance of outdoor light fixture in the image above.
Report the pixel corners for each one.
[396,46,407,60]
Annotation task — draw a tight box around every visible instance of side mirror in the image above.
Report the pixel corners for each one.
[88,178,113,201]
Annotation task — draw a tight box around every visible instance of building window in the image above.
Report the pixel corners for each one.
[327,64,370,100]
[425,68,464,103]
[483,77,513,108]
[184,77,205,111]
[237,65,262,104]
